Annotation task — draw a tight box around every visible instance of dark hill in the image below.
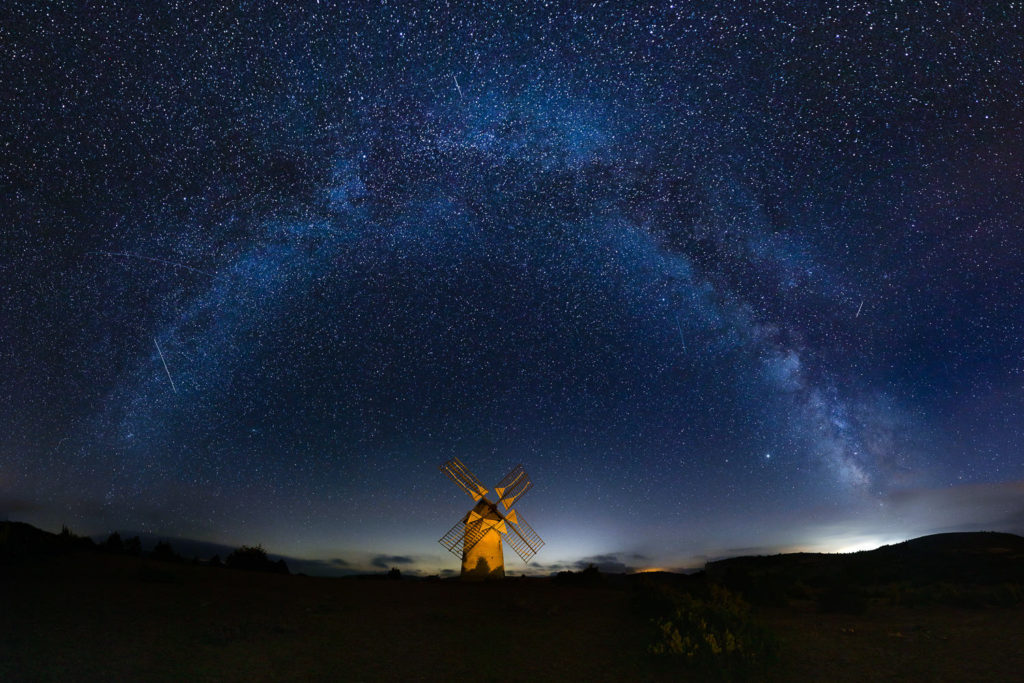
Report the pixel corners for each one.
[0,521,95,558]
[881,531,1024,555]
[705,531,1024,607]
[708,531,1024,582]
[1,522,291,574]
[0,521,58,554]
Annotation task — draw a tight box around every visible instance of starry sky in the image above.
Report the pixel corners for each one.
[3,1,1024,576]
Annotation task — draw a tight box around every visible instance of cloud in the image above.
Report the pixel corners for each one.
[533,552,651,574]
[284,557,357,577]
[713,547,778,560]
[573,553,638,574]
[371,554,416,569]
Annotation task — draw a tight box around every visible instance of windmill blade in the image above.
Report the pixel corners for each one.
[440,457,489,501]
[502,511,544,563]
[438,515,490,557]
[494,464,533,510]
[438,519,468,557]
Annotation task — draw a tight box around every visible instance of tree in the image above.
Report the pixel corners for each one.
[124,536,142,556]
[226,545,289,574]
[151,540,180,563]
[57,525,95,551]
[103,532,124,554]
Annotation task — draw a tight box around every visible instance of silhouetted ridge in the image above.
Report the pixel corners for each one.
[706,531,1024,598]
[1,522,289,573]
[0,521,95,559]
[881,531,1024,555]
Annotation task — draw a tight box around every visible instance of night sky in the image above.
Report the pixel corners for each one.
[3,1,1024,576]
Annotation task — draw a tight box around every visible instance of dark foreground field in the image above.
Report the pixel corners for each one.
[2,549,1023,682]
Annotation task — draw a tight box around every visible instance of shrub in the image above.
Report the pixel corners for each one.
[103,532,124,554]
[124,536,142,556]
[58,525,96,551]
[647,583,778,676]
[992,582,1024,607]
[226,545,289,574]
[553,564,604,586]
[151,541,181,563]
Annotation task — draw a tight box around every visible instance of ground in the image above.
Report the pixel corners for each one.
[2,554,1022,681]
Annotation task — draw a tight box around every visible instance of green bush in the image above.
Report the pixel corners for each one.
[647,583,778,676]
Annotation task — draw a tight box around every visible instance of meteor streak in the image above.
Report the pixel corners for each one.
[154,338,177,393]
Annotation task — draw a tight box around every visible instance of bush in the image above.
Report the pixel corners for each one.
[151,541,181,563]
[647,583,778,677]
[125,536,142,556]
[102,532,124,554]
[58,525,96,552]
[226,545,289,574]
[553,564,604,586]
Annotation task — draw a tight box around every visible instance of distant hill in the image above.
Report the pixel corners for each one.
[880,531,1024,555]
[89,531,238,560]
[0,521,305,575]
[0,521,56,555]
[0,521,96,558]
[706,531,1024,593]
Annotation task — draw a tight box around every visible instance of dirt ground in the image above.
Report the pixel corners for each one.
[2,555,1022,681]
[762,600,1024,682]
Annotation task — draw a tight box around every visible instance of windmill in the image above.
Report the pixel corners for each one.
[438,457,544,579]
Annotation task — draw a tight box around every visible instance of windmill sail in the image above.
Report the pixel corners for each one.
[439,517,489,557]
[494,464,533,510]
[439,458,544,577]
[440,457,489,501]
[503,512,544,563]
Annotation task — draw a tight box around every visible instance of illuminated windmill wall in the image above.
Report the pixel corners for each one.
[439,458,544,579]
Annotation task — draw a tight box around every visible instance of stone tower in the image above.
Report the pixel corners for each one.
[461,499,506,579]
